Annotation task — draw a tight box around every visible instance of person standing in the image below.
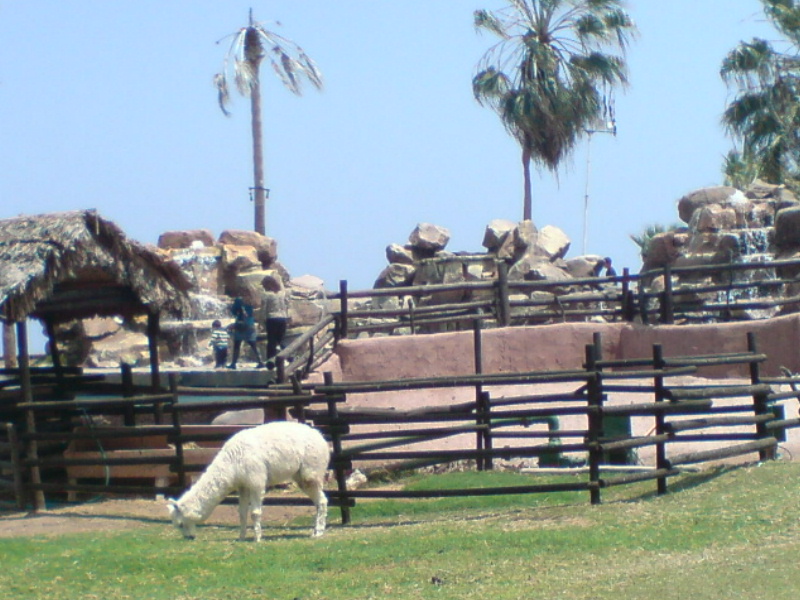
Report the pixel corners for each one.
[228,297,264,369]
[261,276,289,369]
[208,319,229,369]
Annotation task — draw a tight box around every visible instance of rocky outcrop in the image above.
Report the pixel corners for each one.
[643,181,800,274]
[72,228,332,369]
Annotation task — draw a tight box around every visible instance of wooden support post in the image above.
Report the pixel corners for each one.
[585,334,604,505]
[748,332,774,461]
[653,344,668,495]
[2,322,16,369]
[6,423,24,510]
[16,321,45,511]
[324,372,350,525]
[120,362,135,427]
[147,312,163,423]
[338,281,349,340]
[168,373,186,491]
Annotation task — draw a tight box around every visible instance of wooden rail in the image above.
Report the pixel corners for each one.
[2,331,798,525]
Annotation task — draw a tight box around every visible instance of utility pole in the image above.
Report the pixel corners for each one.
[582,120,617,255]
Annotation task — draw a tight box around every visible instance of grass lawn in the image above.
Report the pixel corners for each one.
[1,462,799,599]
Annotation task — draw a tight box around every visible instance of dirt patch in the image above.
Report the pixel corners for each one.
[0,496,312,539]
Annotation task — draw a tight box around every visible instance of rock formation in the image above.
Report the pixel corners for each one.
[74,230,331,368]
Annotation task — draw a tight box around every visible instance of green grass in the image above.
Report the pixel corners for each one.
[2,463,800,599]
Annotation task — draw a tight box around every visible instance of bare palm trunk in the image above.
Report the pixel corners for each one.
[251,76,266,235]
[245,16,267,236]
[2,322,16,368]
[522,146,533,222]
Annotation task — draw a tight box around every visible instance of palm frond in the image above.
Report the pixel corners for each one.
[474,9,510,39]
[214,14,323,113]
[213,72,232,117]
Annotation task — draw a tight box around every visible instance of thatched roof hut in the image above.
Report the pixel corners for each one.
[0,209,191,324]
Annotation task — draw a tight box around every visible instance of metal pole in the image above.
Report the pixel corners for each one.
[582,131,594,255]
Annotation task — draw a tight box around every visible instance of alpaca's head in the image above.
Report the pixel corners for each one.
[167,499,198,540]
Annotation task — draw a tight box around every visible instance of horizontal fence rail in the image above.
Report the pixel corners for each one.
[2,330,799,525]
[329,257,800,337]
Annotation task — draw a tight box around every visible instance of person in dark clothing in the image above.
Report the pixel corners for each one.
[592,257,616,278]
[227,297,264,369]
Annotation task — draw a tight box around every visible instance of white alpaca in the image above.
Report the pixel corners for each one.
[166,421,329,541]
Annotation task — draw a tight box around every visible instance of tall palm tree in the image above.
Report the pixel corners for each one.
[473,0,636,221]
[215,10,323,235]
[721,0,800,188]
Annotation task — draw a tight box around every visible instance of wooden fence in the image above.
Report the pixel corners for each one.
[3,331,800,526]
[202,257,800,389]
[331,257,800,338]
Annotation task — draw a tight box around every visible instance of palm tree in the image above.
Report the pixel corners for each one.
[215,10,323,235]
[473,0,636,221]
[721,0,800,189]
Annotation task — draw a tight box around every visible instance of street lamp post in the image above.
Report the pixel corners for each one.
[582,121,617,255]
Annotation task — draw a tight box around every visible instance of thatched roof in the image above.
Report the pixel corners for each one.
[0,210,192,323]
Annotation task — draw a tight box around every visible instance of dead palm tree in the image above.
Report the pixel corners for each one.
[473,0,636,221]
[215,10,323,235]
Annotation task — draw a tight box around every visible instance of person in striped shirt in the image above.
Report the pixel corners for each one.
[209,319,229,368]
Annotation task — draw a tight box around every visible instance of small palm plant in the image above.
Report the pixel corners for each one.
[215,10,323,235]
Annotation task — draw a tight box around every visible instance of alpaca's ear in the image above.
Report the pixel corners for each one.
[166,499,179,517]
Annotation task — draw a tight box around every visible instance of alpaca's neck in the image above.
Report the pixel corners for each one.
[180,458,235,522]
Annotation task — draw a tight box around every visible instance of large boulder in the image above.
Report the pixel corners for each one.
[220,244,260,276]
[774,205,800,250]
[642,232,687,270]
[533,225,571,260]
[218,230,278,267]
[386,243,415,265]
[408,223,450,253]
[565,255,604,278]
[482,219,517,251]
[677,186,739,224]
[690,204,738,233]
[375,263,416,288]
[158,229,215,249]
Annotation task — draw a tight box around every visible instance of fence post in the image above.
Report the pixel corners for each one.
[496,261,511,327]
[338,280,349,340]
[168,373,186,491]
[747,332,775,461]
[660,265,674,324]
[473,318,490,470]
[585,334,603,505]
[324,372,351,525]
[653,344,668,495]
[276,356,286,384]
[637,276,650,325]
[621,268,635,322]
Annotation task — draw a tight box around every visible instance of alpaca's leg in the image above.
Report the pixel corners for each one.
[298,477,328,537]
[237,493,249,541]
[247,488,264,542]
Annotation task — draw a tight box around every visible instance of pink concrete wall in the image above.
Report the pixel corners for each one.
[330,316,800,382]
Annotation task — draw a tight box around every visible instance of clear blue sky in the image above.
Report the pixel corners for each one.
[0,1,776,293]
